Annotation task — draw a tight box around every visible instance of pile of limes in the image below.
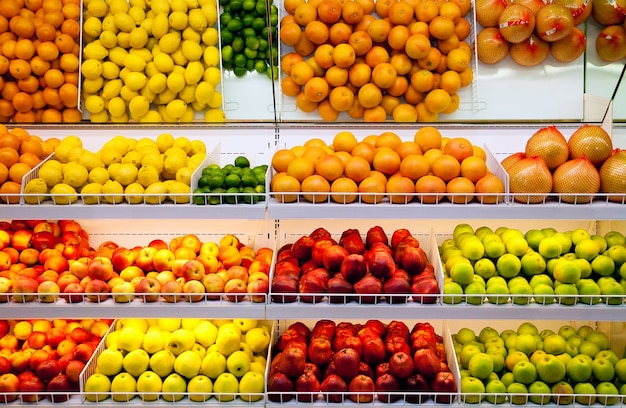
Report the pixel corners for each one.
[193,155,267,204]
[219,0,280,77]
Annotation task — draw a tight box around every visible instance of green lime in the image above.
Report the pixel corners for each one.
[220,12,232,25]
[230,0,243,11]
[221,30,234,45]
[255,1,266,15]
[254,184,265,194]
[258,37,268,51]
[241,173,258,188]
[234,155,250,168]
[241,186,256,204]
[222,45,234,61]
[252,17,265,32]
[242,13,255,27]
[269,13,278,26]
[225,187,240,204]
[224,174,241,189]
[245,36,259,50]
[227,17,242,31]
[193,187,206,205]
[223,4,231,13]
[244,47,257,59]
[242,0,255,11]
[222,164,235,174]
[242,27,256,38]
[201,167,213,176]
[266,65,278,80]
[246,58,255,71]
[223,60,234,70]
[209,187,224,205]
[208,175,225,189]
[270,4,278,15]
[198,175,212,188]
[270,45,279,62]
[202,186,212,193]
[234,66,247,77]
[254,60,267,73]
[234,53,247,67]
[232,37,244,52]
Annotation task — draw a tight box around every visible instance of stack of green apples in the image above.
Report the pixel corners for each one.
[83,318,271,403]
[441,223,626,306]
[454,322,626,405]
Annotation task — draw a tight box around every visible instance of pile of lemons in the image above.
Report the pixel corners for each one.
[23,134,207,205]
[81,0,226,123]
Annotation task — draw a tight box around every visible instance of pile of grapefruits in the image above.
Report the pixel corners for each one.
[278,0,474,122]
[270,127,506,204]
[0,0,82,122]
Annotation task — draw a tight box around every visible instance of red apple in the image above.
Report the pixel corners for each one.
[298,269,329,303]
[311,238,336,266]
[339,228,366,255]
[366,225,388,248]
[35,359,62,381]
[31,231,58,252]
[267,372,294,403]
[9,352,29,374]
[110,247,135,272]
[135,246,157,272]
[11,230,33,251]
[413,347,441,378]
[218,245,242,269]
[12,277,38,303]
[320,374,347,403]
[340,254,367,283]
[361,335,387,366]
[327,273,354,303]
[161,280,184,303]
[246,278,269,303]
[47,373,71,402]
[323,244,349,272]
[72,342,95,363]
[0,230,10,250]
[411,277,440,304]
[295,371,321,402]
[348,374,375,403]
[87,257,113,281]
[391,228,412,249]
[56,338,77,357]
[290,235,315,263]
[64,359,85,383]
[404,373,431,403]
[202,273,225,300]
[26,332,47,350]
[61,282,85,304]
[366,250,396,279]
[376,373,402,403]
[271,275,298,303]
[388,351,415,379]
[333,347,360,381]
[353,275,383,304]
[19,376,45,402]
[401,245,428,275]
[430,370,456,403]
[307,337,332,366]
[280,343,307,379]
[45,328,66,349]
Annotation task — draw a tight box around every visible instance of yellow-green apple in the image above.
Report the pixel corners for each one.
[248,259,270,276]
[460,376,484,403]
[193,320,218,348]
[87,256,114,281]
[149,349,176,378]
[135,246,157,272]
[213,372,239,402]
[107,276,125,289]
[110,371,137,402]
[141,330,166,354]
[111,281,135,303]
[96,349,125,376]
[135,277,161,302]
[201,350,227,379]
[219,246,242,269]
[182,280,206,302]
[161,373,186,402]
[216,326,241,356]
[37,281,60,303]
[159,280,182,303]
[187,374,213,402]
[84,373,111,402]
[136,371,162,402]
[158,318,181,331]
[239,371,264,402]
[174,349,202,378]
[168,328,195,355]
[149,239,168,250]
[153,249,175,272]
[68,257,89,279]
[226,350,251,377]
[122,349,150,378]
[116,326,144,352]
[244,326,271,354]
[224,278,247,302]
[119,266,144,282]
[182,259,206,281]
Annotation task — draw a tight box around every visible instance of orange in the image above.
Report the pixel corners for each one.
[43,68,65,89]
[472,145,487,160]
[19,152,41,168]
[62,108,81,122]
[8,162,30,183]
[386,175,415,203]
[0,147,19,167]
[54,33,75,54]
[11,92,33,113]
[358,175,385,204]
[0,163,7,184]
[284,0,305,14]
[364,45,390,67]
[348,62,372,87]
[29,56,50,76]
[387,25,410,51]
[10,15,35,38]
[1,0,21,18]
[14,38,35,60]
[417,46,442,70]
[330,176,358,203]
[272,148,297,173]
[328,85,355,111]
[334,150,352,166]
[0,55,9,75]
[286,156,315,182]
[41,108,62,122]
[342,1,364,24]
[9,128,31,142]
[362,135,378,146]
[295,92,318,112]
[429,15,455,40]
[9,59,31,80]
[415,174,446,203]
[37,41,59,61]
[431,154,460,181]
[374,0,394,17]
[424,88,451,114]
[281,76,302,97]
[369,170,388,183]
[42,0,63,13]
[301,145,328,163]
[371,62,397,89]
[387,74,409,97]
[315,153,344,181]
[389,52,413,75]
[396,141,422,159]
[305,20,330,45]
[42,86,62,105]
[61,18,80,39]
[475,173,505,204]
[312,44,334,69]
[372,146,401,175]
[0,133,20,150]
[404,33,431,60]
[306,57,325,77]
[332,131,358,153]
[363,105,387,122]
[317,0,342,24]
[439,70,461,94]
[353,13,375,32]
[446,176,475,204]
[0,181,21,204]
[355,0,375,13]
[410,69,435,93]
[357,82,383,108]
[272,174,300,203]
[403,84,424,105]
[16,75,37,94]
[301,174,331,203]
[442,93,460,114]
[388,0,414,25]
[19,137,43,158]
[332,42,356,68]
[443,136,473,162]
[1,81,20,101]
[348,30,373,56]
[1,39,17,60]
[294,2,317,26]
[415,0,439,22]
[328,22,352,45]
[303,77,330,103]
[446,47,471,72]
[63,71,79,86]
[399,154,430,181]
[460,155,487,183]
[0,100,16,119]
[459,67,474,87]
[376,132,402,150]
[281,52,304,75]
[44,9,64,27]
[13,111,36,122]
[293,34,315,56]
[437,33,459,54]
[344,155,371,182]
[454,17,471,40]
[366,18,392,43]
[290,61,315,86]
[58,83,78,108]
[325,66,348,87]
[380,94,401,115]
[392,103,418,122]
[303,138,327,148]
[347,98,365,119]
[280,22,302,46]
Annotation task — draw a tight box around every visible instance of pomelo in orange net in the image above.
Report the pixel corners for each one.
[507,156,553,204]
[552,157,600,204]
[525,125,569,171]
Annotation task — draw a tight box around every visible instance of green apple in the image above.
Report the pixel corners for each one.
[554,283,578,305]
[484,238,506,259]
[537,236,562,259]
[528,380,551,404]
[454,223,474,239]
[123,348,150,378]
[596,349,619,365]
[181,318,202,330]
[478,326,500,343]
[486,283,509,305]
[460,376,485,404]
[541,227,556,237]
[604,231,626,247]
[566,354,592,383]
[475,225,493,239]
[573,382,597,405]
[600,279,625,304]
[614,358,626,382]
[542,333,566,355]
[596,382,620,406]
[158,318,182,332]
[450,261,474,286]
[244,326,271,354]
[507,382,528,405]
[499,372,515,388]
[117,326,145,352]
[136,371,163,402]
[578,340,601,358]
[110,372,137,402]
[592,357,615,382]
[84,373,112,402]
[187,375,213,402]
[455,328,476,345]
[585,330,610,350]
[496,253,521,279]
[520,252,547,277]
[201,350,227,379]
[468,352,494,380]
[484,379,506,404]
[515,333,538,356]
[215,327,241,356]
[529,349,547,366]
[97,348,124,376]
[512,360,537,384]
[486,348,506,373]
[577,280,602,305]
[570,228,591,245]
[459,344,483,369]
[239,371,265,402]
[505,351,529,372]
[533,283,555,305]
[552,259,581,284]
[213,372,239,402]
[142,330,166,354]
[174,350,202,379]
[149,349,176,378]
[193,320,218,348]
[535,354,566,384]
[555,352,572,367]
[443,281,464,304]
[461,236,485,261]
[168,328,196,355]
[551,381,574,405]
[591,234,608,252]
[504,236,529,257]
[161,373,187,402]
[606,245,626,267]
[564,340,579,357]
[226,350,251,377]
[518,322,538,336]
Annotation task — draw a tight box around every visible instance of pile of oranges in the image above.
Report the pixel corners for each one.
[279,0,474,122]
[270,127,506,204]
[0,0,81,123]
[0,125,57,202]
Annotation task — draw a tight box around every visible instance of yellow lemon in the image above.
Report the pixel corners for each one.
[166,72,186,93]
[83,42,108,60]
[89,167,111,184]
[102,79,123,99]
[23,178,48,204]
[50,183,78,205]
[141,153,164,173]
[102,61,121,79]
[125,72,147,91]
[83,17,103,39]
[128,6,146,23]
[203,66,221,86]
[108,97,127,117]
[151,13,169,39]
[169,10,188,30]
[123,151,143,168]
[114,163,139,186]
[102,180,124,204]
[144,182,167,204]
[181,40,203,61]
[175,166,193,185]
[63,163,89,188]
[124,182,145,204]
[137,165,160,187]
[159,32,181,54]
[85,95,106,114]
[38,163,63,187]
[107,163,122,180]
[108,47,129,66]
[151,0,170,14]
[100,148,123,166]
[109,0,130,14]
[81,183,104,205]
[87,0,109,17]
[124,53,147,72]
[114,13,135,33]
[188,9,207,31]
[78,151,105,171]
[156,133,174,153]
[99,31,118,49]
[172,137,192,154]
[184,61,204,85]
[129,95,151,120]
[201,27,218,46]
[203,46,219,67]
[167,181,190,204]
[204,108,225,123]
[165,99,187,118]
[82,59,103,80]
[187,153,206,170]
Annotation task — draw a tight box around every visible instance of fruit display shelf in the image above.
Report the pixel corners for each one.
[265,319,461,406]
